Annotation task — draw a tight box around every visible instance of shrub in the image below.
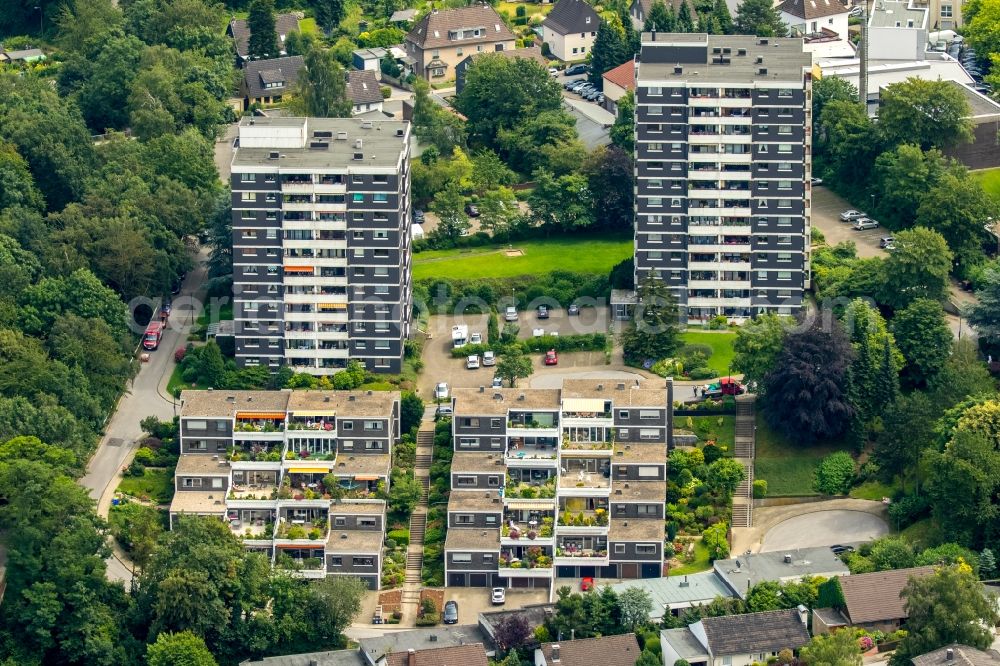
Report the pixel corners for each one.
[752,479,768,499]
[688,367,716,380]
[133,447,156,466]
[702,521,730,560]
[308,528,321,540]
[126,460,146,477]
[814,451,856,495]
[380,85,392,99]
[887,494,929,528]
[702,443,723,464]
[707,315,728,329]
[174,347,186,363]
[415,613,440,626]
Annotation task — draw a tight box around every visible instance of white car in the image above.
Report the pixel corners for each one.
[504,306,518,321]
[483,351,496,366]
[470,332,482,345]
[491,587,506,605]
[467,355,480,370]
[434,382,449,400]
[840,210,867,222]
[533,328,545,337]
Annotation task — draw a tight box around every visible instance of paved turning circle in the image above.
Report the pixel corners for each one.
[760,510,889,552]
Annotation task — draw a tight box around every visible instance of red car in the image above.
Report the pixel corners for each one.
[544,349,558,365]
[581,577,594,591]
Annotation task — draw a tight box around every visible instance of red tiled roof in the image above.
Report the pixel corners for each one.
[603,59,635,92]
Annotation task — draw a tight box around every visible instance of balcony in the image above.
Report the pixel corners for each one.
[501,517,554,544]
[274,550,326,577]
[288,418,337,433]
[558,471,611,495]
[554,539,609,565]
[505,440,558,464]
[505,476,557,499]
[234,420,285,434]
[275,519,329,541]
[227,443,283,463]
[228,510,275,539]
[499,545,553,573]
[557,508,608,528]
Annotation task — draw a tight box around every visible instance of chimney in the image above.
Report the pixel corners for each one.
[479,386,485,393]
[407,648,416,666]
[552,645,560,662]
[946,649,954,662]
[796,604,808,626]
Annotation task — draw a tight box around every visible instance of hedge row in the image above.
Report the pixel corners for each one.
[449,333,609,358]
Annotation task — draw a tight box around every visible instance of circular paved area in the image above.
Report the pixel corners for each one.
[760,510,889,552]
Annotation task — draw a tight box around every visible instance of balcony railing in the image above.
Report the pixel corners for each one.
[505,478,557,499]
[501,521,554,539]
[235,421,285,433]
[275,520,329,540]
[555,547,608,558]
[557,509,608,527]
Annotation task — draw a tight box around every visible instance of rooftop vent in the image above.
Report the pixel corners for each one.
[755,56,764,63]
[354,138,363,149]
[324,396,331,402]
[479,386,485,393]
[758,68,768,75]
[341,533,348,539]
[336,131,348,140]
[784,553,793,563]
[353,152,363,160]
[679,575,690,587]
[493,392,504,401]
[737,48,747,56]
[759,38,769,45]
[616,382,626,390]
[673,66,682,74]
[314,130,333,138]
[268,151,279,159]
[308,141,329,149]
[348,395,356,401]
[518,394,525,401]
[395,128,405,137]
[597,384,604,391]
[361,120,374,129]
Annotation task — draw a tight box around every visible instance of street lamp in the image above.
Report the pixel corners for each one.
[34,6,42,33]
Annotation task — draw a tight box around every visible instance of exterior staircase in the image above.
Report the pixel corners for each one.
[403,418,435,587]
[732,395,757,529]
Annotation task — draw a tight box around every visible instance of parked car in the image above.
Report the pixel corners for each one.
[533,327,545,337]
[505,306,518,321]
[849,5,863,16]
[483,350,496,366]
[544,349,558,366]
[465,203,480,217]
[595,94,605,105]
[810,177,823,185]
[585,89,602,101]
[581,576,595,591]
[434,382,449,400]
[879,236,895,248]
[435,405,453,418]
[576,84,595,96]
[492,375,503,388]
[443,600,459,624]
[830,544,855,555]
[565,64,589,76]
[413,209,425,224]
[548,67,559,75]
[568,304,580,315]
[470,332,483,344]
[467,355,480,370]
[491,587,506,605]
[537,305,549,319]
[840,209,867,222]
[853,218,879,231]
[563,80,579,90]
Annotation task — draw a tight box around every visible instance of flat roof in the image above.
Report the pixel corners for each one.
[445,528,501,551]
[611,480,667,502]
[325,528,384,553]
[180,390,291,417]
[330,453,391,476]
[816,55,974,98]
[453,387,562,415]
[944,80,1000,118]
[609,518,665,541]
[661,628,711,660]
[561,378,669,406]
[175,455,231,476]
[233,117,408,170]
[613,443,668,464]
[169,491,227,515]
[242,649,364,666]
[714,547,851,599]
[637,33,810,84]
[869,0,926,28]
[450,452,506,473]
[608,573,733,619]
[448,490,504,512]
[329,500,386,515]
[287,390,399,417]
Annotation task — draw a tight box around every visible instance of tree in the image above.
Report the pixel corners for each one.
[589,18,629,87]
[109,502,164,571]
[731,313,792,392]
[980,548,996,579]
[412,78,466,155]
[762,321,855,442]
[891,298,953,386]
[928,339,994,410]
[843,299,901,423]
[734,0,785,36]
[527,169,594,230]
[314,0,346,34]
[401,391,424,436]
[872,144,951,231]
[247,0,279,58]
[497,348,533,387]
[706,458,747,497]
[583,145,634,231]
[916,173,994,267]
[817,100,882,194]
[814,451,855,495]
[477,187,519,241]
[622,275,681,365]
[292,46,352,118]
[610,90,635,153]
[284,29,316,56]
[874,391,936,485]
[812,77,857,153]
[964,0,1000,66]
[306,575,367,646]
[712,0,734,33]
[498,109,583,175]
[618,587,654,631]
[800,628,862,666]
[677,0,695,30]
[966,265,1000,343]
[147,631,218,666]
[431,182,471,242]
[891,565,1000,665]
[471,150,516,193]
[879,78,973,150]
[879,227,953,310]
[644,1,676,31]
[388,468,422,519]
[493,613,531,653]
[702,521,730,560]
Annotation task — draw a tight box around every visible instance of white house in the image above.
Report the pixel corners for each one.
[541,0,600,61]
[660,608,811,666]
[868,0,929,61]
[778,0,856,57]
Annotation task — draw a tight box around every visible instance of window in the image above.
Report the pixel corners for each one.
[352,557,374,566]
[452,553,472,562]
[456,513,474,524]
[459,438,478,448]
[941,3,952,16]
[777,271,792,280]
[374,193,388,203]
[364,441,382,450]
[778,125,792,135]
[488,476,501,487]
[639,410,659,420]
[778,144,792,154]
[373,175,388,184]
[240,173,254,182]
[648,86,662,96]
[364,421,383,431]
[329,556,343,566]
[636,544,657,554]
[638,466,660,477]
[187,440,208,451]
[777,252,792,262]
[638,504,658,515]
[334,517,347,527]
[614,544,626,554]
[648,197,662,208]
[618,410,629,420]
[182,478,202,488]
[187,420,208,430]
[649,105,662,115]
[352,193,364,203]
[483,553,494,562]
[341,421,353,430]
[241,192,254,202]
[640,428,659,440]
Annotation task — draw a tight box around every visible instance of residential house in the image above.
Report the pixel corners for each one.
[359,626,490,666]
[384,644,490,666]
[941,81,1000,170]
[912,645,1000,666]
[240,55,305,109]
[541,0,601,62]
[778,0,855,58]
[168,389,400,589]
[660,608,811,666]
[601,58,635,116]
[628,0,697,30]
[607,572,735,621]
[404,5,516,81]
[390,8,419,24]
[535,635,642,666]
[347,70,385,115]
[912,0,963,30]
[0,47,45,64]
[354,47,391,73]
[445,379,673,589]
[714,548,850,600]
[455,46,548,94]
[812,566,935,634]
[242,649,365,666]
[228,12,301,65]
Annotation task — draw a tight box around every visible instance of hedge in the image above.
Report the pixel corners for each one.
[449,333,608,359]
[387,528,410,547]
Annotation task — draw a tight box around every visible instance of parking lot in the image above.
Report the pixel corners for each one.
[811,186,887,258]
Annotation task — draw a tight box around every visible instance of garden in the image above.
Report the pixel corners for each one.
[381,528,409,589]
[651,333,737,382]
[753,412,840,497]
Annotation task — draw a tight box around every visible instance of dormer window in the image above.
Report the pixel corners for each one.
[586,16,591,23]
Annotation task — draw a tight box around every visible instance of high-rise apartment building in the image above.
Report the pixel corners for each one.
[631,34,812,323]
[230,116,412,375]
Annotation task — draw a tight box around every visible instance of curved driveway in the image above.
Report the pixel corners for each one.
[760,510,889,552]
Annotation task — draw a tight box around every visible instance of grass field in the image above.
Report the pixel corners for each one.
[669,541,711,576]
[412,235,633,280]
[117,469,174,504]
[680,330,736,377]
[973,167,1000,199]
[297,17,319,36]
[849,479,898,501]
[754,412,840,496]
[684,415,736,450]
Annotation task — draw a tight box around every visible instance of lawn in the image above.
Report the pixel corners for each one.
[117,468,175,504]
[669,541,711,576]
[849,479,899,501]
[680,330,736,377]
[681,415,735,450]
[754,412,840,496]
[412,235,633,280]
[297,17,319,36]
[497,1,554,18]
[972,167,1000,200]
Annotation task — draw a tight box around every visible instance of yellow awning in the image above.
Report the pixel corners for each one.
[562,398,607,412]
[287,467,331,474]
[276,543,324,549]
[236,412,286,419]
[503,500,553,510]
[290,410,336,418]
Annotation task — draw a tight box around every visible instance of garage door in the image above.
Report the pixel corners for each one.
[448,573,467,587]
[470,573,488,587]
[620,563,639,578]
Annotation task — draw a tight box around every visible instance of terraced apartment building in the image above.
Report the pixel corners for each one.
[630,33,813,323]
[168,389,400,589]
[230,116,412,375]
[444,379,674,590]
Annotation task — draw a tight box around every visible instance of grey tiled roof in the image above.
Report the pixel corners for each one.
[406,5,514,50]
[913,645,1000,666]
[347,70,384,106]
[230,12,301,60]
[243,55,305,100]
[700,609,810,655]
[542,0,601,35]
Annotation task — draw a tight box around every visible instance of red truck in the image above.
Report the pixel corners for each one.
[143,321,164,350]
[701,377,746,398]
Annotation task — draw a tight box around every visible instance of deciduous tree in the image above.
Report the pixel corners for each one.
[292,46,352,117]
[916,173,994,267]
[315,0,347,34]
[879,78,973,150]
[878,227,953,309]
[967,265,1000,343]
[497,348,533,387]
[147,631,218,666]
[800,627,862,666]
[731,312,791,393]
[891,298,953,386]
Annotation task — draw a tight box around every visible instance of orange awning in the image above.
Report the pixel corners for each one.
[284,265,313,272]
[275,543,325,549]
[354,475,381,481]
[236,412,286,419]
